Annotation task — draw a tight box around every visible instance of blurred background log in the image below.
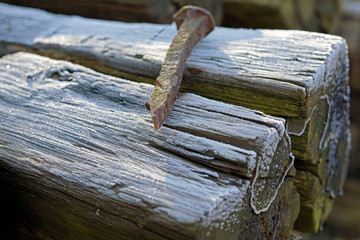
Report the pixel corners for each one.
[222,0,341,33]
[0,0,175,23]
[294,179,360,239]
[336,0,360,178]
[222,0,302,29]
[0,0,223,25]
[0,0,341,31]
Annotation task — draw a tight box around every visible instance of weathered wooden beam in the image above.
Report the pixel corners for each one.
[0,52,299,239]
[222,0,341,33]
[0,3,351,233]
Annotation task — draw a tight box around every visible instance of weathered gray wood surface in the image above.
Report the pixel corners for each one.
[0,3,351,233]
[0,52,299,239]
[222,0,341,33]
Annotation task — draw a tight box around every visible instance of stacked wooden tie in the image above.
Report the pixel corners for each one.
[0,2,350,237]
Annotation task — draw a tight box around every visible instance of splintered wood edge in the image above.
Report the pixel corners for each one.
[0,52,297,239]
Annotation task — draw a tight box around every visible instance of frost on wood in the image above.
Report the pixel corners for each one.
[0,3,350,232]
[0,52,298,239]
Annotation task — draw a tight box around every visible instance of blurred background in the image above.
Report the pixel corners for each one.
[0,0,359,239]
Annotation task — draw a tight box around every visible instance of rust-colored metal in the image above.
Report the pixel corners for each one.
[148,5,215,130]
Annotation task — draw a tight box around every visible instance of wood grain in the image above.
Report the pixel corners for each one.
[0,52,299,239]
[0,3,350,233]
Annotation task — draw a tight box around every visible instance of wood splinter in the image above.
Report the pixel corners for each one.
[148,5,215,130]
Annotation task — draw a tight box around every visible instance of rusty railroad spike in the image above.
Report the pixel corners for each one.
[148,5,215,130]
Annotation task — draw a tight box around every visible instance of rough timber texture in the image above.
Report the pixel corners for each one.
[0,3,351,233]
[0,0,223,25]
[0,52,299,239]
[222,0,341,33]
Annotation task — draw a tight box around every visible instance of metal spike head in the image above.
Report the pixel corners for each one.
[173,5,215,35]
